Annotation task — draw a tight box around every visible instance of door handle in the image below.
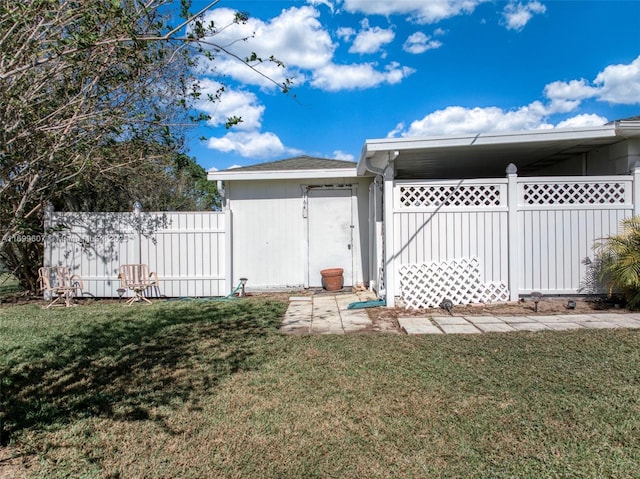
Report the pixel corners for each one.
[347,244,351,250]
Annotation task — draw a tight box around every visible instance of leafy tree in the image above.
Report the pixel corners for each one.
[60,151,220,212]
[0,0,288,291]
[596,216,640,309]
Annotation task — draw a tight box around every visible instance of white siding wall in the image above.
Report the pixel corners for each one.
[227,177,371,290]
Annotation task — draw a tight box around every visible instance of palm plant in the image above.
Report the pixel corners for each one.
[596,216,640,309]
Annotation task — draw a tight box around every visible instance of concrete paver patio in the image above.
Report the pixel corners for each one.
[280,293,640,335]
[280,291,381,334]
[398,313,640,335]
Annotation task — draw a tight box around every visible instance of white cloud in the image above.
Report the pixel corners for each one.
[543,55,640,107]
[207,131,302,159]
[555,114,608,129]
[543,79,599,113]
[349,19,395,54]
[386,122,406,138]
[403,31,443,54]
[340,0,487,24]
[391,104,553,137]
[195,80,265,130]
[594,55,640,104]
[311,62,414,91]
[196,5,415,94]
[388,104,609,139]
[502,1,546,31]
[332,150,355,162]
[196,6,334,88]
[336,26,355,41]
[544,79,599,102]
[308,0,335,13]
[261,7,336,69]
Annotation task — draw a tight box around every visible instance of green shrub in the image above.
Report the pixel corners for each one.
[596,215,640,308]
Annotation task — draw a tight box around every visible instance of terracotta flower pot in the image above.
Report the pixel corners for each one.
[320,268,344,291]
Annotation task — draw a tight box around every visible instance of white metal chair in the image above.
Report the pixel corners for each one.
[38,266,83,308]
[118,264,159,304]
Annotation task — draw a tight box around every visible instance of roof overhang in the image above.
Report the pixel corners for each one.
[357,120,640,179]
[208,167,358,181]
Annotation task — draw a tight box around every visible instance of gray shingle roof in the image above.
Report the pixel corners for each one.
[227,156,356,172]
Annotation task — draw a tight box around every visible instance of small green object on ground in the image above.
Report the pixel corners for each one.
[347,298,386,309]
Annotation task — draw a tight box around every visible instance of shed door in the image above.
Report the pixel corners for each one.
[308,188,353,287]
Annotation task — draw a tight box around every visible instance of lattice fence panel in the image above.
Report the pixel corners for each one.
[400,258,483,309]
[398,185,502,208]
[399,258,510,309]
[480,282,510,303]
[522,182,626,205]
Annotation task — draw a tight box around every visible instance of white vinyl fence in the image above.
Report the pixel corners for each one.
[517,178,633,294]
[391,165,640,305]
[44,211,228,298]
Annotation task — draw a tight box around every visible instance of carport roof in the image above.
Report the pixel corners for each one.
[208,156,357,181]
[358,120,640,179]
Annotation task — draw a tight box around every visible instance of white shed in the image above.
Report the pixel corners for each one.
[208,157,372,291]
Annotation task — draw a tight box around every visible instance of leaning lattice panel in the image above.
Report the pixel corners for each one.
[399,258,485,309]
[479,281,510,304]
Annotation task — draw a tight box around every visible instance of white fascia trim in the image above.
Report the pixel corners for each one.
[207,167,358,181]
[363,125,618,153]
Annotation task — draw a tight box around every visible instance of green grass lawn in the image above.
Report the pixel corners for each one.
[1,299,639,478]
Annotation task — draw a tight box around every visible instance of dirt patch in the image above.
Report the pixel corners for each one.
[366,311,402,334]
[0,447,35,479]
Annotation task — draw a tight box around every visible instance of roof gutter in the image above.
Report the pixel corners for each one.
[614,119,640,138]
[360,149,398,176]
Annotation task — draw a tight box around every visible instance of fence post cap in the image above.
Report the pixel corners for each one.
[505,163,518,175]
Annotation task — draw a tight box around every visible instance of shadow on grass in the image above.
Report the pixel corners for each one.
[0,299,287,445]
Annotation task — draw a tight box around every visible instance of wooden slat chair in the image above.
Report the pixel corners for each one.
[118,264,159,305]
[38,266,83,308]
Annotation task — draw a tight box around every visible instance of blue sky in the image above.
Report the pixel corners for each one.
[187,0,640,171]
